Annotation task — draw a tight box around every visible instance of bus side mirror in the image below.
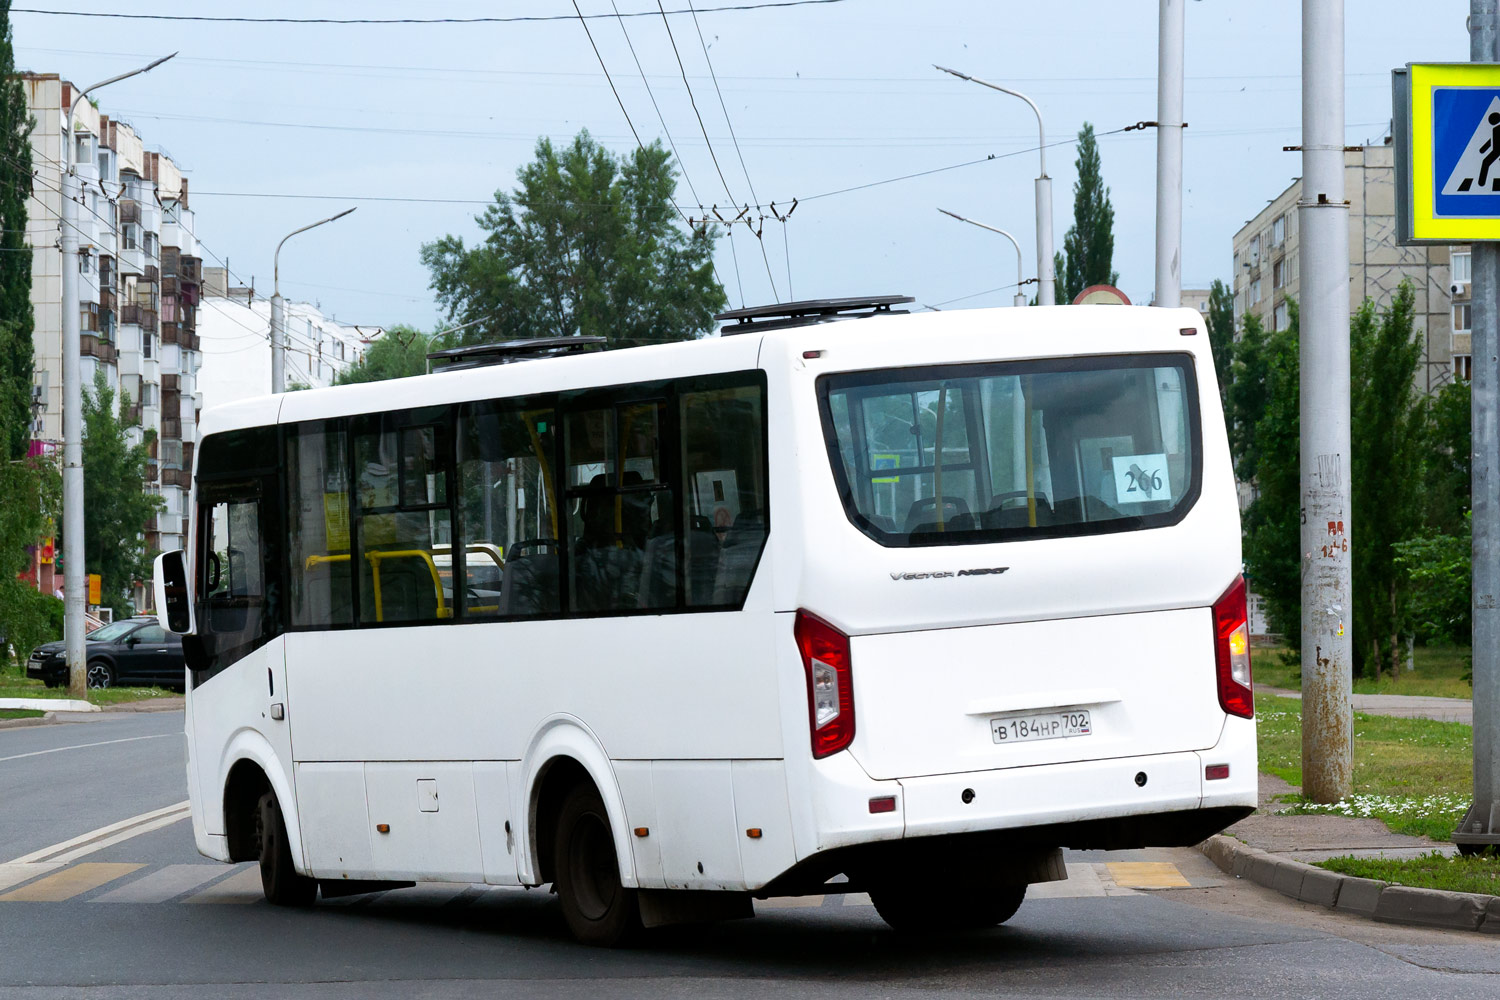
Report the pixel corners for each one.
[155,550,195,635]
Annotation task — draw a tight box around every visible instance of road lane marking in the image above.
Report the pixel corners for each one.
[184,866,263,904]
[1106,861,1191,889]
[0,862,143,902]
[755,894,826,909]
[0,863,64,893]
[7,800,190,864]
[91,864,228,904]
[45,808,191,865]
[0,732,177,764]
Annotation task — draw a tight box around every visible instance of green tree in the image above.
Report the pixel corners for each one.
[1396,515,1470,646]
[62,371,164,618]
[1241,306,1302,649]
[1349,285,1426,678]
[1053,122,1118,304]
[334,325,438,385]
[0,456,61,667]
[422,130,723,348]
[1226,312,1273,482]
[1423,377,1470,536]
[1204,279,1235,404]
[0,0,34,462]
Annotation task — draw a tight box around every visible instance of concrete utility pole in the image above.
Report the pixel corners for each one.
[936,209,1030,306]
[1297,0,1353,802]
[935,66,1055,305]
[1154,0,1185,308]
[60,53,175,698]
[1457,0,1500,855]
[272,207,356,393]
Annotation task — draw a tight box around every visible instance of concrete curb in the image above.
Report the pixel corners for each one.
[0,697,98,713]
[1199,834,1496,933]
[0,712,58,730]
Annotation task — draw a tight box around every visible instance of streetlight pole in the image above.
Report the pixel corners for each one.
[935,65,1055,306]
[1155,0,1185,308]
[60,53,175,699]
[936,208,1029,306]
[272,207,356,393]
[1298,0,1353,802]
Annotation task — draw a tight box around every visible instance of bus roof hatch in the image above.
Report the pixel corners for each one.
[426,336,607,371]
[715,295,914,335]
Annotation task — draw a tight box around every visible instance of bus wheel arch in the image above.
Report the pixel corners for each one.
[521,718,636,891]
[217,733,305,872]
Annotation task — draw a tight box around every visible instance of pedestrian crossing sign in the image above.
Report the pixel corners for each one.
[1400,63,1500,241]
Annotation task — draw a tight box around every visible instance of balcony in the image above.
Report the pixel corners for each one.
[119,199,140,225]
[99,287,116,312]
[161,417,181,440]
[79,334,116,364]
[180,256,201,285]
[160,321,182,346]
[161,275,178,299]
[143,265,159,285]
[145,464,159,483]
[162,373,180,394]
[120,305,158,333]
[162,467,191,489]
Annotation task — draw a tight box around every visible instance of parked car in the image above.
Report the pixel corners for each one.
[26,617,185,691]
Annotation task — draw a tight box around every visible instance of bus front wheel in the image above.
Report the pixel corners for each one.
[871,883,1026,932]
[256,791,317,907]
[553,784,640,947]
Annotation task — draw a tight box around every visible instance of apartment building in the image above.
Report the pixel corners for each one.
[1231,142,1467,394]
[196,267,373,406]
[23,73,203,566]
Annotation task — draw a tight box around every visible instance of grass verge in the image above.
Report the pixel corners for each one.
[1253,644,1472,700]
[0,709,45,721]
[1256,694,1472,840]
[0,672,177,705]
[1315,851,1499,896]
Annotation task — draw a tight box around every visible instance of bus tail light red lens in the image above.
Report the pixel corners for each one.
[1213,575,1254,719]
[794,610,855,758]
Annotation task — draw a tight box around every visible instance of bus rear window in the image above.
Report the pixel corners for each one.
[818,354,1201,547]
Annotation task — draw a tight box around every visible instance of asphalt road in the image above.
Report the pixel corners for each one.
[2,712,1497,1000]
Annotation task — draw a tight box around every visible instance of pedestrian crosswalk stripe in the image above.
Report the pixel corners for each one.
[1106,861,1190,889]
[0,863,64,894]
[183,866,263,904]
[0,862,144,902]
[91,864,228,904]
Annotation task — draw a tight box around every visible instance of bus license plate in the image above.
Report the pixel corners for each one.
[990,710,1092,744]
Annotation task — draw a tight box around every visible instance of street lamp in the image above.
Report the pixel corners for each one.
[60,52,176,698]
[272,207,356,393]
[934,65,1055,306]
[937,208,1030,307]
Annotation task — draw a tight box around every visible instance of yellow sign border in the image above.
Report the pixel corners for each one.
[1411,62,1500,240]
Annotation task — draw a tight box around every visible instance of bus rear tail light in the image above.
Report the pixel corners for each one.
[1212,576,1254,719]
[794,610,855,758]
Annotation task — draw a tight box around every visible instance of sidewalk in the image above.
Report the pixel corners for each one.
[1258,685,1472,724]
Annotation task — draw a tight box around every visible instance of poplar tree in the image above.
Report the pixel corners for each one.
[0,0,34,461]
[1054,122,1118,303]
[1205,279,1235,403]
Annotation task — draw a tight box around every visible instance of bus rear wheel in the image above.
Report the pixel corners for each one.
[553,784,640,947]
[256,791,317,907]
[871,883,1026,932]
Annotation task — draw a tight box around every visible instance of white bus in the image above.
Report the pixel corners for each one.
[155,297,1256,946]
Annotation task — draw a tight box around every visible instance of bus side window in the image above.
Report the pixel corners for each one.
[680,381,767,608]
[565,402,676,614]
[352,409,455,626]
[457,403,560,618]
[286,420,353,628]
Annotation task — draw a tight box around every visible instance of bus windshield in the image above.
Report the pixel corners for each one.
[818,353,1200,547]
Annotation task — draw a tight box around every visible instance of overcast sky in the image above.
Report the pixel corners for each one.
[11,0,1473,329]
